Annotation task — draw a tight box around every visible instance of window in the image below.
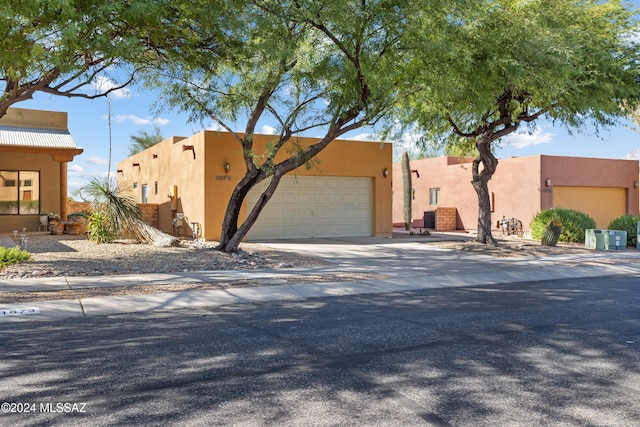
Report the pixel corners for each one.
[429,188,440,206]
[0,170,40,215]
[133,182,138,190]
[141,184,148,204]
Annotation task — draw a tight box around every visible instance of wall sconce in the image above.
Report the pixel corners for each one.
[545,179,552,187]
[382,167,389,178]
[182,144,196,159]
[225,161,231,173]
[634,181,639,188]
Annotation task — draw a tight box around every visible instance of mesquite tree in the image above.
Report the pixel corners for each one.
[149,0,460,252]
[401,0,640,244]
[0,0,186,118]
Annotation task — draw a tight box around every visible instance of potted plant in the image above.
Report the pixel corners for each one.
[67,212,89,234]
[65,221,82,235]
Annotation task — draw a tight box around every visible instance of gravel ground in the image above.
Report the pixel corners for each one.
[0,233,331,280]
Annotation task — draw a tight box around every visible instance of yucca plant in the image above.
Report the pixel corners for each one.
[82,177,177,246]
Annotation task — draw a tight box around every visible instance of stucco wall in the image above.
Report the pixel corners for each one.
[118,131,393,241]
[540,155,639,214]
[392,155,640,233]
[0,152,61,232]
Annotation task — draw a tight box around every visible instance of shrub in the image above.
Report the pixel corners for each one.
[607,214,640,247]
[0,247,30,268]
[530,208,597,243]
[87,210,115,243]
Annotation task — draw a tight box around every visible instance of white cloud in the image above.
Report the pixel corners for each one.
[91,75,131,99]
[503,126,555,149]
[86,156,109,165]
[348,133,375,141]
[623,149,640,160]
[113,115,169,126]
[260,125,277,135]
[68,164,84,173]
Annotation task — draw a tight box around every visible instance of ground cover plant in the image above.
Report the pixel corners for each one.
[0,246,30,268]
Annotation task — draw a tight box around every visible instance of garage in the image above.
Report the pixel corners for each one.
[553,186,626,228]
[246,175,373,240]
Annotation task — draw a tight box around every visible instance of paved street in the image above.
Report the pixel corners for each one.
[1,273,639,426]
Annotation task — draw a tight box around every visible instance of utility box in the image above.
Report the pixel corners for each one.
[585,229,605,250]
[637,221,640,250]
[607,230,626,250]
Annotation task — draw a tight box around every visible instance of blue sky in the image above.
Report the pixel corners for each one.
[16,3,640,195]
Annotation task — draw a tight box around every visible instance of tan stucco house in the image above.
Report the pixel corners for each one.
[0,108,83,232]
[393,155,640,232]
[117,131,393,241]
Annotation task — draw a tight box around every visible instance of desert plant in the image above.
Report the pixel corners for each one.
[87,210,115,243]
[530,208,596,243]
[401,151,412,230]
[607,214,640,247]
[541,221,562,246]
[0,246,30,268]
[82,176,177,246]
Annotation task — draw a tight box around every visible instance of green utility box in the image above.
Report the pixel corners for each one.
[606,230,627,250]
[585,229,627,250]
[585,229,605,250]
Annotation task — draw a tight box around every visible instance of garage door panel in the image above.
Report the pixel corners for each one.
[247,176,373,240]
[553,186,626,229]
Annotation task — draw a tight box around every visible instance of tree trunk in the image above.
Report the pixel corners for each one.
[217,170,262,253]
[472,138,498,244]
[217,170,285,253]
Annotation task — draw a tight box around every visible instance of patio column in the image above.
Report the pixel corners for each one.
[60,161,68,220]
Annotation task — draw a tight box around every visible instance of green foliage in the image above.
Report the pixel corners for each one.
[607,214,640,247]
[0,246,30,268]
[82,177,142,241]
[87,211,115,244]
[530,209,597,244]
[0,0,178,116]
[128,126,164,156]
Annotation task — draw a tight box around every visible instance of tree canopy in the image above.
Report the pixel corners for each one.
[148,0,463,252]
[127,126,164,156]
[0,0,178,117]
[397,0,640,243]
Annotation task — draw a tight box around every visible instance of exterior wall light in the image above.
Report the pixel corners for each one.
[382,167,388,178]
[545,179,552,187]
[635,181,639,188]
[225,162,231,173]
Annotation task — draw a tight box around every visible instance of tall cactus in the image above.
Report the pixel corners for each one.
[401,151,412,230]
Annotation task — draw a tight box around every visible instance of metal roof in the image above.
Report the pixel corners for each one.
[0,125,79,149]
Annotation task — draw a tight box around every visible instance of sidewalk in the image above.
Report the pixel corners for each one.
[2,237,640,321]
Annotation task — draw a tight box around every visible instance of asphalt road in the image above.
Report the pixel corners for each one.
[1,274,639,426]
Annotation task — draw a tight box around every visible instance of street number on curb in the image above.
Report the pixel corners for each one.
[0,308,40,317]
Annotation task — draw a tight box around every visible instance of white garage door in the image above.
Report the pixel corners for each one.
[246,175,373,240]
